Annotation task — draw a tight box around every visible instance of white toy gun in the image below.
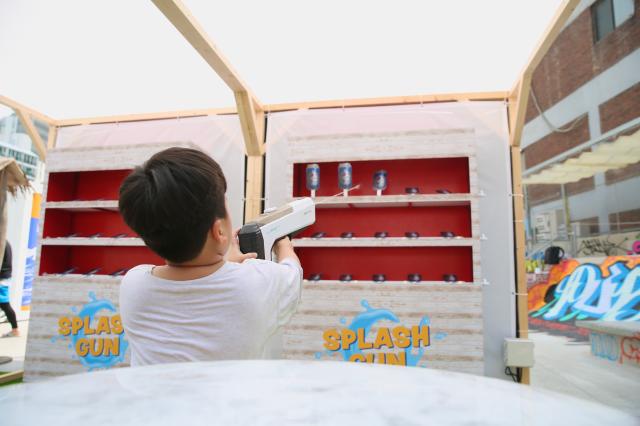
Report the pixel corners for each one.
[238,198,315,260]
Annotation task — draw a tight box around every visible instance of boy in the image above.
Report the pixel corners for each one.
[118,147,302,366]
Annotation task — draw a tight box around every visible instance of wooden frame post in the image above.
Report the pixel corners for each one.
[508,0,580,384]
[15,108,47,160]
[1,94,56,161]
[46,126,58,150]
[0,95,56,126]
[509,0,580,147]
[151,0,266,221]
[510,146,530,384]
[151,0,264,158]
[235,91,264,157]
[244,155,264,223]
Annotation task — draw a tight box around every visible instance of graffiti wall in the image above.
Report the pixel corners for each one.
[528,256,640,338]
[588,331,640,367]
[576,231,640,257]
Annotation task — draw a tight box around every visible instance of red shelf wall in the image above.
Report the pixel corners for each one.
[297,247,473,282]
[292,158,470,197]
[39,168,163,276]
[299,205,471,238]
[39,246,163,276]
[43,210,135,238]
[47,170,131,202]
[292,157,475,283]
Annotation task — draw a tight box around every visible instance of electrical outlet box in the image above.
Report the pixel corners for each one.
[503,338,534,368]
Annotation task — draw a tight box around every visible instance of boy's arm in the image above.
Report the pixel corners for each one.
[273,237,300,265]
[225,228,258,263]
[269,236,302,328]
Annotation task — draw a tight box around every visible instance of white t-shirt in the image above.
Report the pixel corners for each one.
[119,258,302,366]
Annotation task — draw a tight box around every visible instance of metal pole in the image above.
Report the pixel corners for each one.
[560,184,573,255]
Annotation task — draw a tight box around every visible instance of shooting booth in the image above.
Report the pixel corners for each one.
[4,0,581,386]
[22,97,520,382]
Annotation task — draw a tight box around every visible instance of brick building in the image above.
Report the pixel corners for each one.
[521,0,639,256]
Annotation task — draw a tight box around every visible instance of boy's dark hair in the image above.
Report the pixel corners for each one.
[119,147,227,263]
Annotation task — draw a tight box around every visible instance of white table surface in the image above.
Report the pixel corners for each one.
[1,360,636,426]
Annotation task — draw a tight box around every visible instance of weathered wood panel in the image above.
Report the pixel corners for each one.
[46,142,198,172]
[282,282,483,373]
[24,276,128,382]
[273,132,485,374]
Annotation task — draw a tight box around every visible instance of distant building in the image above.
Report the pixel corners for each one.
[521,0,639,257]
[0,112,45,181]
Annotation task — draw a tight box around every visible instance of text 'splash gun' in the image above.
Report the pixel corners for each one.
[238,198,315,261]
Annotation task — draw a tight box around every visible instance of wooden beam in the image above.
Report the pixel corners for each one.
[15,108,47,160]
[517,0,581,86]
[506,1,581,382]
[151,0,260,106]
[47,126,58,150]
[507,82,519,129]
[509,0,581,147]
[0,95,56,125]
[265,91,509,112]
[235,91,264,156]
[56,107,236,127]
[0,370,23,385]
[151,0,264,157]
[511,146,530,385]
[54,91,509,128]
[244,155,264,223]
[508,77,530,147]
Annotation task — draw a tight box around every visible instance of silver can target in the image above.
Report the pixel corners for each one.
[306,164,320,191]
[373,170,388,191]
[338,162,353,190]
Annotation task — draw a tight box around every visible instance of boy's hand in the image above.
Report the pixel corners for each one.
[225,228,258,263]
[273,236,299,264]
[274,236,294,252]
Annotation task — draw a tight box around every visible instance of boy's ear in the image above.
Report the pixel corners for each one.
[210,218,228,242]
[210,219,223,241]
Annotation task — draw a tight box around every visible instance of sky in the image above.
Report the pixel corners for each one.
[0,0,564,120]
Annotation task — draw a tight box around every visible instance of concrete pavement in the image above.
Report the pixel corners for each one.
[530,329,640,417]
[0,319,28,373]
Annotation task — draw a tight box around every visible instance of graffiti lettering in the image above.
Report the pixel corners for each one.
[620,333,640,366]
[532,261,640,322]
[590,332,619,362]
[577,237,629,257]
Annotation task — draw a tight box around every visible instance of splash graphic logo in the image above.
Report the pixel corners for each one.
[52,292,129,371]
[316,300,447,366]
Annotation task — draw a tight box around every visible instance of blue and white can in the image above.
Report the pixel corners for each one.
[373,170,388,191]
[338,162,352,190]
[306,164,320,191]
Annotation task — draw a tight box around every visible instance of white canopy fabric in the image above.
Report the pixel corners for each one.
[523,128,640,184]
[0,0,563,119]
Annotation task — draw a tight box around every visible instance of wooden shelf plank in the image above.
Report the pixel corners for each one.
[298,193,473,208]
[302,280,479,287]
[293,237,474,248]
[37,274,124,283]
[42,237,144,247]
[45,200,119,211]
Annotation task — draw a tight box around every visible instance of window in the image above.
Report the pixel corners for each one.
[613,0,635,25]
[571,217,600,237]
[592,0,635,42]
[611,208,640,231]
